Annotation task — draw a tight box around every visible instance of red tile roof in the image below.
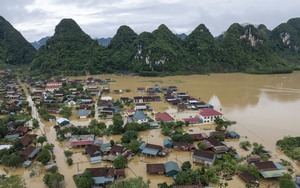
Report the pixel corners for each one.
[156,112,174,122]
[199,108,223,117]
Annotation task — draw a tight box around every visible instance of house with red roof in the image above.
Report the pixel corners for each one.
[70,134,94,148]
[45,82,62,92]
[197,108,223,124]
[156,112,174,122]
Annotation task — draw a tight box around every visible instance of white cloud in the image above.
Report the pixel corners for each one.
[1,0,299,41]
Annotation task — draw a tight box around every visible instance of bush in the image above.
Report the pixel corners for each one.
[37,149,51,165]
[67,158,73,166]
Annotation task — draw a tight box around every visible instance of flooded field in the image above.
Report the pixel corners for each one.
[2,72,300,188]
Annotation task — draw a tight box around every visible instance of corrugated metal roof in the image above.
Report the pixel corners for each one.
[142,148,159,156]
[165,161,179,173]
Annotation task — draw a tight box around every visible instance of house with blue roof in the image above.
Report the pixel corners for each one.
[163,139,173,148]
[133,110,148,124]
[227,131,240,139]
[165,161,180,177]
[139,143,165,157]
[77,109,91,119]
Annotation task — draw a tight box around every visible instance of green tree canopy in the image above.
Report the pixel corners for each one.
[113,156,128,169]
[0,174,25,188]
[73,171,95,188]
[121,130,138,143]
[109,177,149,188]
[43,172,65,188]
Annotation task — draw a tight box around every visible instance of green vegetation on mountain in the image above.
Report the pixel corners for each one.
[184,24,223,73]
[271,18,300,65]
[105,25,138,72]
[220,23,289,73]
[0,16,295,76]
[0,16,36,68]
[30,18,105,76]
[131,24,189,75]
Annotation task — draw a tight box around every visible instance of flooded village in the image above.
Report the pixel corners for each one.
[1,70,300,188]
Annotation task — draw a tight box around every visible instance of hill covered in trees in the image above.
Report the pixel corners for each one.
[1,15,299,76]
[30,18,106,76]
[0,16,36,68]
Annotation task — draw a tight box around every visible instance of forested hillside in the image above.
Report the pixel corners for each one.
[1,15,299,76]
[0,16,36,68]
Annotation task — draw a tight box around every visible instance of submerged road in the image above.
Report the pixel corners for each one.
[18,80,77,187]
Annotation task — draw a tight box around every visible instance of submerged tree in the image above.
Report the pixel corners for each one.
[214,117,236,131]
[0,174,25,188]
[109,177,149,188]
[43,172,65,188]
[73,171,95,188]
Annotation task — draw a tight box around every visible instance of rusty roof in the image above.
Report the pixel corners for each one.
[146,163,165,174]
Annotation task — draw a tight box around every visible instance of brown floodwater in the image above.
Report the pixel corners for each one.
[2,72,300,188]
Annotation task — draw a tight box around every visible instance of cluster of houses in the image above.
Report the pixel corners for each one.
[0,71,43,168]
[0,73,26,115]
[10,75,287,187]
[2,120,41,168]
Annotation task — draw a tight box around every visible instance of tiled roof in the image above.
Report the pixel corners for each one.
[199,108,223,117]
[146,163,165,174]
[85,145,101,156]
[111,145,124,153]
[20,146,36,157]
[156,112,174,122]
[193,149,215,160]
[146,143,163,150]
[254,161,277,171]
[86,167,115,177]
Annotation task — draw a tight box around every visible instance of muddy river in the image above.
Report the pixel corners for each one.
[2,72,300,188]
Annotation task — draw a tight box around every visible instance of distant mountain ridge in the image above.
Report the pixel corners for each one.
[0,15,299,76]
[95,37,112,47]
[31,36,50,49]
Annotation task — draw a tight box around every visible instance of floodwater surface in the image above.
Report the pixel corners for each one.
[2,72,300,188]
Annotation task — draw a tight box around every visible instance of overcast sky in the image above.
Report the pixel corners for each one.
[1,0,300,42]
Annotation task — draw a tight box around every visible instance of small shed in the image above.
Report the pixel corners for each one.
[164,161,180,177]
[149,122,159,128]
[22,160,32,168]
[57,117,70,126]
[163,139,173,148]
[227,131,240,139]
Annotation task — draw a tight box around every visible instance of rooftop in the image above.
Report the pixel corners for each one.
[156,112,174,122]
[199,108,223,117]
